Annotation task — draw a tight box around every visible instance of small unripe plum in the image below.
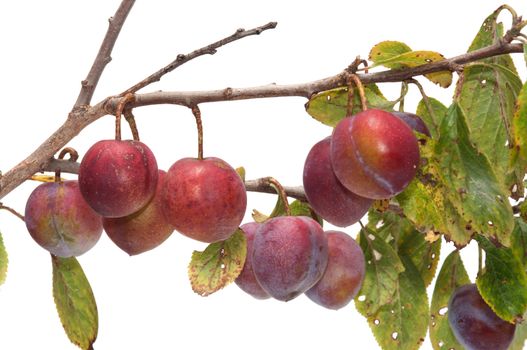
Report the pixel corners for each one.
[305,231,365,310]
[331,109,420,199]
[448,284,516,350]
[252,216,328,302]
[25,180,103,257]
[303,137,372,227]
[103,170,174,255]
[234,222,270,300]
[163,157,247,243]
[78,140,158,218]
[391,111,431,137]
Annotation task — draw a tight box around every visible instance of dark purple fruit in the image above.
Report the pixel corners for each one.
[103,170,174,255]
[448,284,516,350]
[234,222,270,300]
[331,109,420,199]
[25,180,103,257]
[303,137,372,227]
[305,231,365,310]
[391,111,431,137]
[78,140,158,218]
[163,157,247,243]
[252,216,328,301]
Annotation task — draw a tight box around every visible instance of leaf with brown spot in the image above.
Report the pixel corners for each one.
[188,229,246,296]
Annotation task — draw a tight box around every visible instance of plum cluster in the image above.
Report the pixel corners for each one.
[235,218,365,310]
[24,139,246,257]
[303,109,428,228]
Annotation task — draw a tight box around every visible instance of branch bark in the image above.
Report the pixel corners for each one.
[74,0,136,108]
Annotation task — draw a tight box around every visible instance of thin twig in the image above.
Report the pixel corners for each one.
[74,0,136,108]
[120,22,278,95]
[0,203,25,222]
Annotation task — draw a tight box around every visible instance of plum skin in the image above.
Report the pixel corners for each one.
[331,109,420,199]
[234,222,270,300]
[305,231,365,310]
[391,111,431,137]
[252,216,328,302]
[303,137,372,227]
[163,157,247,243]
[78,139,159,218]
[448,283,516,350]
[103,170,174,256]
[25,180,103,257]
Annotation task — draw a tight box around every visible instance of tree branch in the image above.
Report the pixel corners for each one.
[120,21,278,95]
[38,159,308,201]
[74,0,136,108]
[0,31,524,201]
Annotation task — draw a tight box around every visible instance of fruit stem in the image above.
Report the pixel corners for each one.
[124,109,141,141]
[114,93,135,141]
[346,73,367,114]
[398,82,408,112]
[191,105,204,160]
[266,177,291,216]
[57,147,79,162]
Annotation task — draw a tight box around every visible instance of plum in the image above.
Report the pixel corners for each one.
[448,283,516,350]
[303,137,372,227]
[252,216,328,301]
[234,222,270,300]
[391,111,431,137]
[103,170,174,255]
[163,157,247,243]
[78,140,158,218]
[331,109,420,199]
[305,231,365,310]
[25,180,103,257]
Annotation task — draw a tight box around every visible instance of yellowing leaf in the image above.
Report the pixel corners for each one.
[0,232,7,285]
[52,255,98,350]
[369,41,412,69]
[188,229,246,296]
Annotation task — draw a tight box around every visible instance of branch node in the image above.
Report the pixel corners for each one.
[176,54,186,61]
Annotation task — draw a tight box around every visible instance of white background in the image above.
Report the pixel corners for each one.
[0,1,526,349]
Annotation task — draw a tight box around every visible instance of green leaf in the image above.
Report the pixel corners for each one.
[429,251,471,350]
[52,255,98,350]
[510,312,527,350]
[476,235,527,323]
[512,81,527,187]
[511,219,527,268]
[355,227,405,316]
[367,210,440,287]
[369,41,412,69]
[398,224,441,288]
[416,97,447,139]
[366,257,429,350]
[0,232,7,285]
[188,229,246,296]
[305,85,394,127]
[435,103,514,246]
[288,200,323,226]
[458,8,522,193]
[396,135,469,246]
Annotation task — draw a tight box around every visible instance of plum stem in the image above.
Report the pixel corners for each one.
[266,177,291,216]
[57,147,79,163]
[478,245,483,274]
[346,73,367,114]
[191,105,204,160]
[114,93,135,141]
[124,109,140,141]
